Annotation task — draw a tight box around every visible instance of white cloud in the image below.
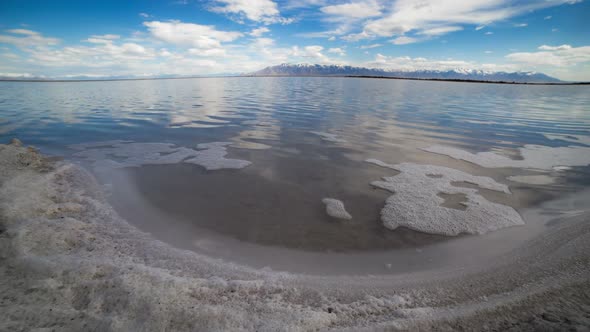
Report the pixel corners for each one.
[352,0,577,40]
[539,44,571,51]
[328,47,345,56]
[209,0,291,24]
[320,1,381,19]
[143,20,242,52]
[475,25,485,31]
[485,31,494,35]
[366,53,516,72]
[506,44,590,67]
[514,23,528,27]
[485,50,493,54]
[544,15,552,19]
[0,29,60,49]
[249,27,270,37]
[139,13,151,18]
[418,26,463,36]
[390,36,418,45]
[360,43,382,49]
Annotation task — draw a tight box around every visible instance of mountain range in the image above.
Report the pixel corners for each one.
[247,63,562,83]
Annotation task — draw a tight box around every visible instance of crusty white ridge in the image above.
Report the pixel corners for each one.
[366,159,524,235]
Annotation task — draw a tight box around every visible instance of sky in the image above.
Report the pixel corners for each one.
[0,0,589,81]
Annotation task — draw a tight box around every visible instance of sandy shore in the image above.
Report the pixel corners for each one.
[1,140,589,331]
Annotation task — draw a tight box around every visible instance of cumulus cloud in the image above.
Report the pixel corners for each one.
[209,0,291,24]
[506,44,590,67]
[538,44,572,51]
[143,20,241,57]
[327,47,345,56]
[249,27,270,37]
[320,1,382,19]
[366,53,516,72]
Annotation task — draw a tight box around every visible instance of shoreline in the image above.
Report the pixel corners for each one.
[1,74,588,85]
[1,140,589,330]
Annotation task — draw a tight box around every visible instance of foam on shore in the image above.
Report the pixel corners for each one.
[422,144,590,170]
[366,159,523,236]
[70,140,251,171]
[1,141,589,331]
[322,198,353,220]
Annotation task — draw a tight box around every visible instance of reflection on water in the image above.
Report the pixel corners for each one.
[1,77,589,254]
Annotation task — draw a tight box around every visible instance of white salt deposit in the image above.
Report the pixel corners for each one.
[70,140,251,171]
[422,144,590,170]
[1,141,590,331]
[508,175,556,185]
[322,198,353,220]
[366,159,523,236]
[309,131,347,143]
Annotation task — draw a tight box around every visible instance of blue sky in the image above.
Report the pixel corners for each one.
[0,0,589,80]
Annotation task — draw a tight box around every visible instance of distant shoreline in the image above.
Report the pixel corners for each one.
[0,75,588,85]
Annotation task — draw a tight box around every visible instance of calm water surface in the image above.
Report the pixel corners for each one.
[1,77,589,260]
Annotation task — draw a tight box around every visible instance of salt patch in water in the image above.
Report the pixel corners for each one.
[322,198,352,220]
[366,159,523,236]
[422,144,590,170]
[70,141,251,171]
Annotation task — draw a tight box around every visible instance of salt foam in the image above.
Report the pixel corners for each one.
[70,141,251,171]
[422,144,590,170]
[366,159,523,236]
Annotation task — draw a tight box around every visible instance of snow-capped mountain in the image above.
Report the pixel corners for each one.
[248,63,562,83]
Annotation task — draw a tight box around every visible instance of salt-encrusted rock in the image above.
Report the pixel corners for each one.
[366,159,523,236]
[322,198,352,220]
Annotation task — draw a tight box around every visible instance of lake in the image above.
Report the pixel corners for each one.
[1,77,589,273]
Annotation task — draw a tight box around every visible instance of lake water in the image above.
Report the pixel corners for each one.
[1,77,589,273]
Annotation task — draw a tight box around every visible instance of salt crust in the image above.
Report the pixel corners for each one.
[366,159,523,236]
[309,131,347,143]
[422,144,590,170]
[0,142,420,331]
[322,198,353,220]
[70,140,251,171]
[1,142,589,331]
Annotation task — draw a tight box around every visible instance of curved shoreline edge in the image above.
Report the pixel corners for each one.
[1,141,589,331]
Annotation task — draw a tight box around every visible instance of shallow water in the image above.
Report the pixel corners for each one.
[1,77,589,270]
